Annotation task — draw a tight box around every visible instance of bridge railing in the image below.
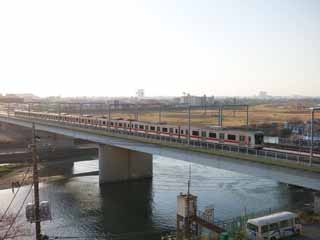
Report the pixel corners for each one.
[4,114,319,167]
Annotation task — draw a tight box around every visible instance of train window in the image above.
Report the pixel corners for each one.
[103,121,106,125]
[175,129,178,134]
[135,124,138,129]
[201,131,207,137]
[145,126,149,130]
[209,132,216,138]
[227,134,236,141]
[139,125,144,129]
[240,136,245,142]
[254,134,264,145]
[192,131,199,136]
[169,128,173,133]
[110,122,114,126]
[88,120,91,123]
[157,127,160,131]
[181,130,184,135]
[219,133,225,139]
[186,130,189,135]
[248,136,251,143]
[119,123,122,127]
[150,126,155,131]
[162,128,168,133]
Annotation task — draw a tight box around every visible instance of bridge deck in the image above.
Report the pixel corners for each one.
[1,115,320,190]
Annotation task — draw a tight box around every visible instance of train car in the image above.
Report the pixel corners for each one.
[14,110,264,148]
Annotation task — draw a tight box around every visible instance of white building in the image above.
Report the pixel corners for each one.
[136,89,145,98]
[180,94,214,106]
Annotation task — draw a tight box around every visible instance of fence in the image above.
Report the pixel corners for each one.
[198,202,311,238]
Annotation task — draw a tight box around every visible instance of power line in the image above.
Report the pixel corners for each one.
[1,184,33,240]
[0,167,32,221]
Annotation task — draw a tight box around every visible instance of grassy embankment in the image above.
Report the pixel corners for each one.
[0,164,23,177]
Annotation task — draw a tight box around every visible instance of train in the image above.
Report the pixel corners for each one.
[14,110,264,148]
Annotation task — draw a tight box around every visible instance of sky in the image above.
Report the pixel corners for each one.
[0,0,319,97]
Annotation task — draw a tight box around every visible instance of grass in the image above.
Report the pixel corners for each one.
[0,164,21,177]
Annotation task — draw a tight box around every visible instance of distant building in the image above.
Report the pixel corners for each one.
[136,89,145,98]
[259,91,268,98]
[5,93,39,102]
[180,94,214,106]
[0,95,24,103]
[257,91,272,99]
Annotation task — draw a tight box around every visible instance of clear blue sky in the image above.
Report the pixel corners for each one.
[0,0,319,97]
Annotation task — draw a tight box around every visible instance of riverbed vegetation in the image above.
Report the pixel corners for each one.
[0,164,22,177]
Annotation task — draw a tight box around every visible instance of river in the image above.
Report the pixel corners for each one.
[0,156,314,239]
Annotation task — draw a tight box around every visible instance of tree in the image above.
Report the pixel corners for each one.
[0,212,27,240]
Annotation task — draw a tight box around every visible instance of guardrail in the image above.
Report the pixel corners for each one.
[2,114,320,169]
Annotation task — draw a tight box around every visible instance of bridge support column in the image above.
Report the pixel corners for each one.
[99,144,153,184]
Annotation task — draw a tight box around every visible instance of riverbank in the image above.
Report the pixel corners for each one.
[0,163,66,190]
[0,147,98,164]
[0,164,24,177]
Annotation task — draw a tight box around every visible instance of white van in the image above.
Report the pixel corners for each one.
[246,211,302,240]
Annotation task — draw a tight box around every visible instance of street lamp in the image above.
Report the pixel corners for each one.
[309,107,320,166]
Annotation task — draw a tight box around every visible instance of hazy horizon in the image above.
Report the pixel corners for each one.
[1,0,319,97]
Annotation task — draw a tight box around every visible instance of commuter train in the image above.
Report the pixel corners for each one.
[14,110,264,148]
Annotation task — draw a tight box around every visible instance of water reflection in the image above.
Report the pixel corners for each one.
[0,156,315,240]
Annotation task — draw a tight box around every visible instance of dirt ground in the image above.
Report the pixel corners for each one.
[111,103,320,128]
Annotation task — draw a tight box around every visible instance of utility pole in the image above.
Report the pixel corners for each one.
[233,98,236,117]
[28,103,31,117]
[188,106,191,145]
[108,104,111,130]
[79,103,83,116]
[31,123,41,240]
[310,109,314,166]
[186,165,191,240]
[246,105,249,129]
[58,103,61,119]
[218,106,223,127]
[309,107,320,166]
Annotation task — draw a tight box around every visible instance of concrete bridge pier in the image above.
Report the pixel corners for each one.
[99,144,153,184]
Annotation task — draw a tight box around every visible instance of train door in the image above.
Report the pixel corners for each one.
[201,130,207,142]
[169,127,174,138]
[219,132,225,143]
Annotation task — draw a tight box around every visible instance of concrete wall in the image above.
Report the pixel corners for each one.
[36,131,75,150]
[99,144,152,184]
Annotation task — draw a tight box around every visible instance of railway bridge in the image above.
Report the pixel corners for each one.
[0,114,320,190]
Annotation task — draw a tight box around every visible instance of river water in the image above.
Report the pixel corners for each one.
[0,156,314,239]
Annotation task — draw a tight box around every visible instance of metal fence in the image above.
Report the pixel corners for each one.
[199,202,311,238]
